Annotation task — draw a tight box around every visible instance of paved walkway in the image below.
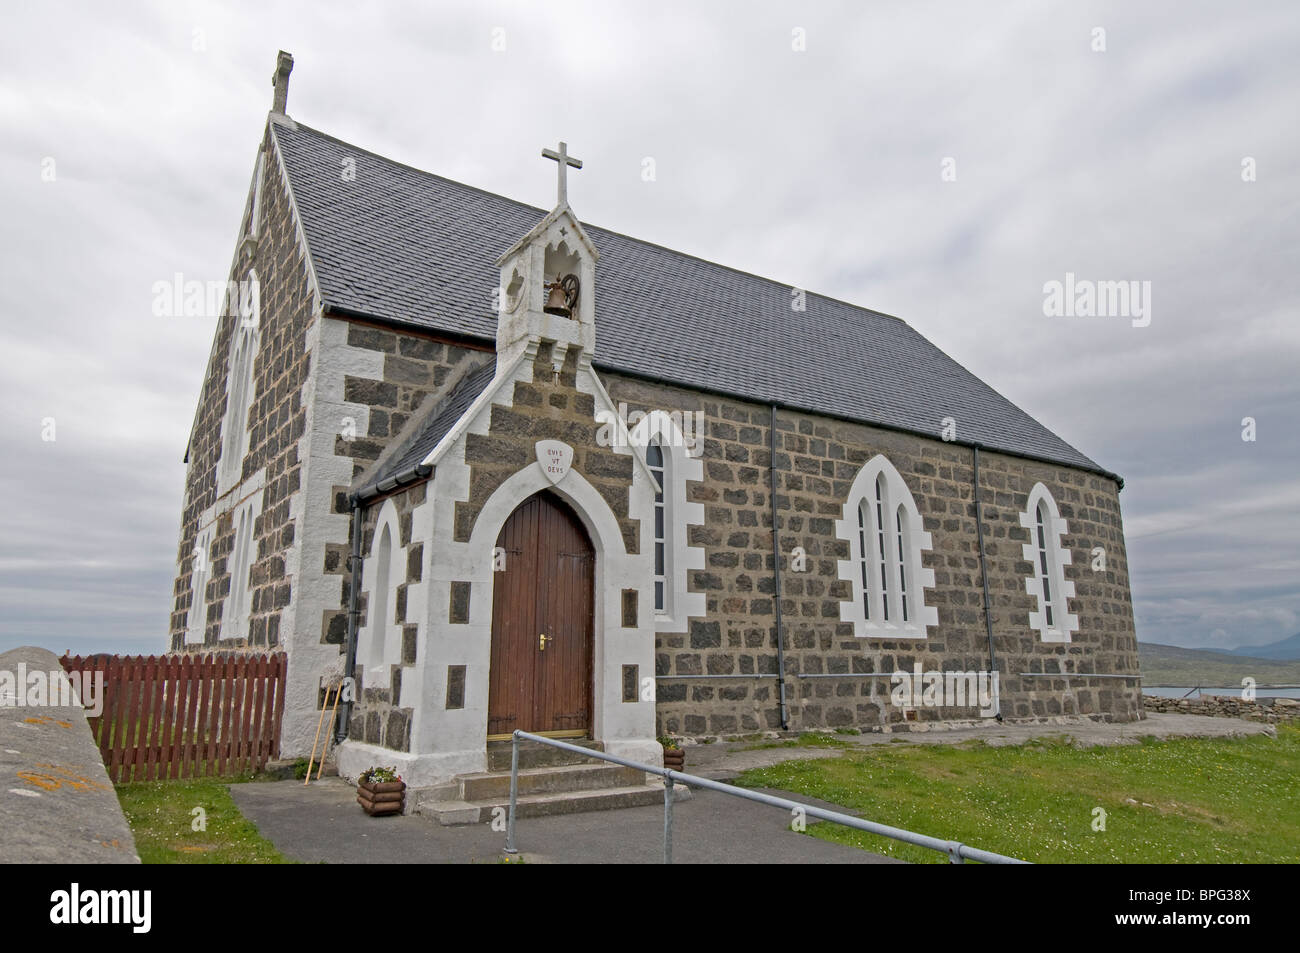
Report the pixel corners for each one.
[230,711,1270,864]
[683,710,1277,778]
[230,778,896,864]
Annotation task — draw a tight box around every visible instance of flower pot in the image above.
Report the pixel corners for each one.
[357,779,406,816]
[662,747,685,771]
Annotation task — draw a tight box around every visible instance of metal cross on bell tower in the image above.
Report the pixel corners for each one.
[541,140,583,206]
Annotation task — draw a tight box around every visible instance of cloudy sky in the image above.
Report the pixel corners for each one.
[1,1,1296,657]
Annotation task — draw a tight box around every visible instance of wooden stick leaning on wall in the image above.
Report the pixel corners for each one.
[316,686,342,781]
[305,684,336,785]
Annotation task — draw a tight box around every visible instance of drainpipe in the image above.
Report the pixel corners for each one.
[335,497,365,743]
[769,404,790,730]
[972,446,1003,720]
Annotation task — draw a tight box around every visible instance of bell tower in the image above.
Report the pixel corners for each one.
[495,141,599,368]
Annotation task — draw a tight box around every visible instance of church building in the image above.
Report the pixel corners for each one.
[169,53,1142,795]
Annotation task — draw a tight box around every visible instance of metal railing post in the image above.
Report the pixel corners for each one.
[504,730,520,855]
[664,774,674,864]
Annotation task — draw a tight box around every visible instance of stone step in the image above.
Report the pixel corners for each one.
[486,738,605,772]
[458,763,645,801]
[423,781,690,826]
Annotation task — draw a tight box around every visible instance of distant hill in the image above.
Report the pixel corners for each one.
[1229,632,1300,661]
[1138,642,1300,687]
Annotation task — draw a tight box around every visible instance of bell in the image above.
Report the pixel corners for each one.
[543,277,570,317]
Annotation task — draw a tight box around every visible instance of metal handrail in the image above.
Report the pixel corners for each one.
[504,729,1029,864]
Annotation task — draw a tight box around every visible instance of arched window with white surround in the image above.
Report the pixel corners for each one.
[220,489,262,641]
[646,438,668,614]
[628,410,706,633]
[217,270,260,496]
[837,454,937,639]
[359,501,402,672]
[1019,483,1078,642]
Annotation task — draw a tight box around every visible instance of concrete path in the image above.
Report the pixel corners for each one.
[230,777,897,864]
[683,710,1277,779]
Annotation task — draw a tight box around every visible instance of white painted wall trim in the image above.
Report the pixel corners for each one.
[627,410,706,633]
[836,454,938,639]
[215,266,261,499]
[355,498,405,690]
[219,486,265,642]
[1020,482,1079,643]
[277,313,384,757]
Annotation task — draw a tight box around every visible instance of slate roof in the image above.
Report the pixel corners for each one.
[272,117,1115,482]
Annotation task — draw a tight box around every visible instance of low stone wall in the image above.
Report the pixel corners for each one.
[1142,692,1300,724]
[0,646,139,863]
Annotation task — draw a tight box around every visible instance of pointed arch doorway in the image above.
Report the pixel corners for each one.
[487,491,595,740]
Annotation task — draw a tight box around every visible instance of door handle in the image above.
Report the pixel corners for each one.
[539,633,553,651]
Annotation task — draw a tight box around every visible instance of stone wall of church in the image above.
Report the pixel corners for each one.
[453,342,637,549]
[169,124,314,653]
[313,325,492,650]
[602,374,1142,738]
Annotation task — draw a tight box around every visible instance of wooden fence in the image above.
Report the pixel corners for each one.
[59,653,287,783]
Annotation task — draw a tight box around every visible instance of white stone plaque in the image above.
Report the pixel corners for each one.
[536,439,574,485]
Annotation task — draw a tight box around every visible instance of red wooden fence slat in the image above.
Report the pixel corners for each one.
[243,656,260,772]
[165,654,181,781]
[270,653,286,761]
[142,655,162,782]
[213,654,228,777]
[146,656,162,783]
[180,655,201,780]
[240,655,255,773]
[105,654,125,783]
[216,655,233,778]
[93,655,110,758]
[166,655,185,780]
[249,655,266,770]
[194,654,213,779]
[157,655,172,780]
[128,656,147,783]
[113,656,138,783]
[229,656,247,775]
[249,656,263,769]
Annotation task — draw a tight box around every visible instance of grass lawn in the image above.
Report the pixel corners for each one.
[734,725,1300,863]
[115,776,293,864]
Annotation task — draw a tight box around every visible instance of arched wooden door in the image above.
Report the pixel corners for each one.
[487,491,595,740]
